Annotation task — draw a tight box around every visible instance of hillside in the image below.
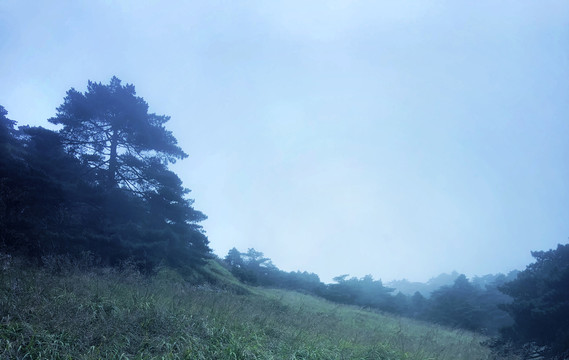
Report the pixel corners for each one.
[0,254,517,359]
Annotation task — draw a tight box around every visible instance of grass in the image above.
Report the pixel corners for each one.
[0,253,517,359]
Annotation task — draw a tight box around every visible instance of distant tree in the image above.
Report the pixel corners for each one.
[324,274,395,310]
[49,76,187,192]
[223,248,277,285]
[473,274,514,335]
[426,271,460,292]
[242,248,274,269]
[392,292,410,315]
[427,274,485,331]
[409,291,428,318]
[224,247,255,283]
[225,247,244,268]
[499,244,569,358]
[281,271,325,295]
[222,248,326,294]
[388,272,460,297]
[324,275,355,304]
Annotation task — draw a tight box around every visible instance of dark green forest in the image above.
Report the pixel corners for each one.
[0,78,210,273]
[1,77,568,359]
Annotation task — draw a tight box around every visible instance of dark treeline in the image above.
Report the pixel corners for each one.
[0,77,210,273]
[1,77,568,359]
[222,247,513,334]
[387,271,463,296]
[498,244,569,359]
[224,245,569,359]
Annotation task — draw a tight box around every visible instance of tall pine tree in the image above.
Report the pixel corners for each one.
[49,76,187,192]
[49,78,210,269]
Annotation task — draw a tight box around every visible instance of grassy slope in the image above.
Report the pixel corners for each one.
[0,256,515,360]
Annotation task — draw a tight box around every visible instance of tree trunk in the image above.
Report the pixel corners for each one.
[108,129,118,188]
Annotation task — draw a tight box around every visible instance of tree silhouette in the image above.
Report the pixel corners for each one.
[0,105,16,147]
[49,77,187,192]
[324,274,395,310]
[500,244,569,358]
[47,79,209,268]
[427,274,486,331]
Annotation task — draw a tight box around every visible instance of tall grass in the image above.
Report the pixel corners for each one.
[0,254,517,359]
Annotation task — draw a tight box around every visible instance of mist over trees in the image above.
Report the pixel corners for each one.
[222,247,517,336]
[387,271,461,297]
[0,78,210,271]
[422,274,514,334]
[223,247,325,294]
[222,243,568,358]
[1,77,568,359]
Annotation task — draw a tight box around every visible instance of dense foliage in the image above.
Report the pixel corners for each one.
[499,244,569,359]
[49,77,187,192]
[223,244,569,357]
[224,247,325,294]
[387,271,461,296]
[422,274,514,335]
[223,247,515,336]
[324,274,396,312]
[0,78,209,271]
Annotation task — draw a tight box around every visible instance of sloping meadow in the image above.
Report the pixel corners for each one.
[0,255,517,359]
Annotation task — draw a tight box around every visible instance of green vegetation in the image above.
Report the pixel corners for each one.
[223,248,515,337]
[1,77,567,358]
[0,79,210,272]
[499,244,569,358]
[0,254,513,360]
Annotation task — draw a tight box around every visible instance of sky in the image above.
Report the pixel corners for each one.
[1,1,568,283]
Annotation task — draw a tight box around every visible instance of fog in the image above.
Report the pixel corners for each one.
[1,0,568,283]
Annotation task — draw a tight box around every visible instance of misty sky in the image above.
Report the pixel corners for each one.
[1,1,568,283]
